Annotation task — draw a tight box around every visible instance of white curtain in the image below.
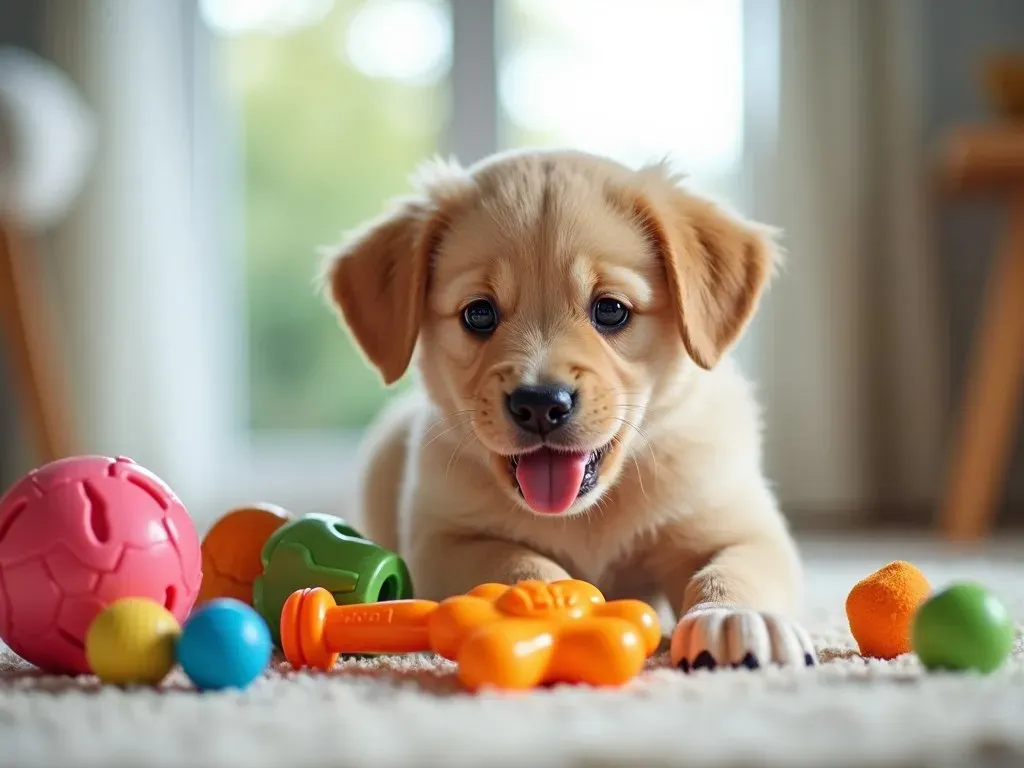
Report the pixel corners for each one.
[746,0,945,524]
[40,0,232,509]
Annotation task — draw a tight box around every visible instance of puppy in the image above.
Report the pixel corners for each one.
[322,149,815,670]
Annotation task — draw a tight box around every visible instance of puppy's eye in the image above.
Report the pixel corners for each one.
[462,299,499,334]
[592,297,630,331]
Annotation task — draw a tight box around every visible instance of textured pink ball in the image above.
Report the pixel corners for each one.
[0,455,201,674]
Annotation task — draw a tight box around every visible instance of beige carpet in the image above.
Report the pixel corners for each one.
[3,535,1024,768]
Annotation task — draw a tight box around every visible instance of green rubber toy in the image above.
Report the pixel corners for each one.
[252,513,414,647]
[911,582,1015,673]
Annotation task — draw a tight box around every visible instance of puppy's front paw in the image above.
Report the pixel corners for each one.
[670,603,817,672]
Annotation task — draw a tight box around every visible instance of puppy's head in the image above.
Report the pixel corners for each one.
[323,151,779,517]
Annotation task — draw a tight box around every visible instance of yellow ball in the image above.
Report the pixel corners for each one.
[85,598,181,685]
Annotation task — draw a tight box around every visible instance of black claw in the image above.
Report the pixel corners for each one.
[804,653,816,667]
[676,657,690,673]
[691,650,717,670]
[736,652,760,670]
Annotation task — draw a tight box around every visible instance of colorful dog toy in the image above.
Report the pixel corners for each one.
[85,597,181,685]
[83,595,271,690]
[177,598,273,691]
[846,560,931,659]
[198,503,292,607]
[253,512,414,646]
[0,455,201,674]
[912,582,1015,673]
[281,579,661,691]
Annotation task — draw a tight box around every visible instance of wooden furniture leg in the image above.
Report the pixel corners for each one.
[940,195,1024,541]
[0,217,76,463]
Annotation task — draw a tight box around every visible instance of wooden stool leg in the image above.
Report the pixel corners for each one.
[0,218,76,463]
[940,195,1024,541]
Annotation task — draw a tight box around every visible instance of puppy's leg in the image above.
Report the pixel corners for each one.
[355,394,418,552]
[655,485,816,671]
[408,530,571,601]
[673,535,801,615]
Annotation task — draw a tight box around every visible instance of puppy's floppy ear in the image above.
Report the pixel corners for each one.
[635,183,781,370]
[321,158,472,384]
[321,197,445,385]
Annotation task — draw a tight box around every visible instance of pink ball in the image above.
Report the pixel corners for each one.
[0,455,201,674]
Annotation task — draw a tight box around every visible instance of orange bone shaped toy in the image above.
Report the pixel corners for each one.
[281,579,662,690]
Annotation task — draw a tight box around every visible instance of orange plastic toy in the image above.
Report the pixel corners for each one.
[281,579,661,691]
[846,560,931,659]
[198,503,292,606]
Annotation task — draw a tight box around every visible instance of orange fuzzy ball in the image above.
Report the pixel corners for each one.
[845,560,931,659]
[197,503,292,607]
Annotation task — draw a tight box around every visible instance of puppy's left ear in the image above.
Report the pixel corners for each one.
[636,187,781,370]
[321,197,446,385]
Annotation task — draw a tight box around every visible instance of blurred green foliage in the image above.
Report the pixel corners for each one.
[222,0,444,431]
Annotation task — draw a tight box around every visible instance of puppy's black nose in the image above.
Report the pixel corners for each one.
[506,384,577,435]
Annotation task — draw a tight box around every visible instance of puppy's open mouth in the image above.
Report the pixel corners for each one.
[507,444,610,515]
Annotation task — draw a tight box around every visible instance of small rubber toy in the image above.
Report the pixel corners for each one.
[282,579,661,691]
[177,598,272,691]
[912,582,1015,673]
[198,503,292,607]
[846,560,931,659]
[0,455,201,674]
[85,597,181,685]
[253,513,413,646]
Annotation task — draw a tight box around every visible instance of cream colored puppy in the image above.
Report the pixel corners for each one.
[323,149,815,671]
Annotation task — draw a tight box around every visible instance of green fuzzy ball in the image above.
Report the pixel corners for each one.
[911,582,1015,674]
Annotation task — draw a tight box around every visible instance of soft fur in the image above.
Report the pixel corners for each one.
[322,149,814,670]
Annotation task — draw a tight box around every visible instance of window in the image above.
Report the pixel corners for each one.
[201,0,451,434]
[195,0,747,512]
[497,0,744,192]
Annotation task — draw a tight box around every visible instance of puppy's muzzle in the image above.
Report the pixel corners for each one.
[505,384,577,436]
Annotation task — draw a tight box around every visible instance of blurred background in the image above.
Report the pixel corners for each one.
[0,0,1022,537]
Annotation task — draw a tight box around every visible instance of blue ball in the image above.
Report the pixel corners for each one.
[177,599,272,691]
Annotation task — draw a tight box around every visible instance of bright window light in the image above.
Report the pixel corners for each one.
[499,0,744,174]
[344,0,452,85]
[200,0,334,36]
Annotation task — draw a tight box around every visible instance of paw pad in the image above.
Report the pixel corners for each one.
[737,652,759,670]
[690,650,717,671]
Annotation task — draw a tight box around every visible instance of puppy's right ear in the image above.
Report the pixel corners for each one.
[321,197,444,385]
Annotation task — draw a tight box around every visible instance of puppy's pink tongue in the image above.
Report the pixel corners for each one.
[515,448,589,514]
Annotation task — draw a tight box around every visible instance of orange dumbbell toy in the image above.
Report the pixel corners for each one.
[281,589,439,669]
[198,503,292,606]
[281,579,661,691]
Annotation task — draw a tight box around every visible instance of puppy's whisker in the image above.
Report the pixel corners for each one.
[421,418,475,449]
[445,432,479,478]
[612,432,649,502]
[612,416,658,490]
[422,409,477,440]
[615,402,671,418]
[613,415,655,450]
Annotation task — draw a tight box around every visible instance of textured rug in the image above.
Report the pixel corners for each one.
[3,535,1024,768]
